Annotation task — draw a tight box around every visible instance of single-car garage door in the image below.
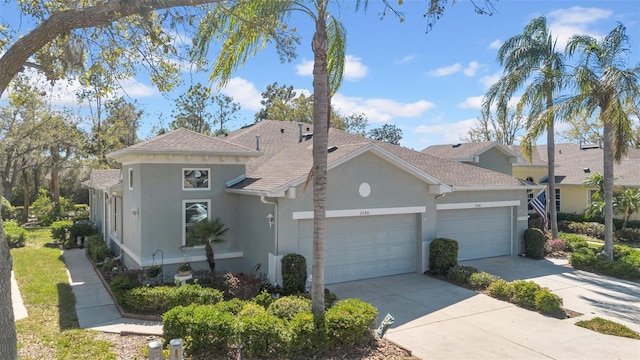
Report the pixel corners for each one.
[436,207,512,261]
[298,214,417,284]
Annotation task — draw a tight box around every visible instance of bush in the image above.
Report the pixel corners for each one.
[69,221,97,246]
[544,239,567,254]
[267,296,312,320]
[558,221,605,239]
[325,298,377,347]
[1,196,11,221]
[253,290,275,309]
[429,238,459,275]
[487,279,514,301]
[73,204,90,221]
[119,284,223,314]
[3,221,26,248]
[281,253,307,296]
[85,234,111,263]
[109,275,137,295]
[511,280,542,308]
[237,311,287,358]
[163,304,235,356]
[468,271,499,290]
[613,245,633,261]
[287,312,319,354]
[558,232,588,251]
[51,220,73,242]
[524,228,545,259]
[446,265,478,284]
[212,298,246,315]
[534,288,563,314]
[239,302,266,317]
[223,272,262,300]
[615,228,640,244]
[570,248,640,281]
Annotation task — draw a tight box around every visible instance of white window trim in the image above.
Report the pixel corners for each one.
[182,199,211,246]
[128,168,134,190]
[182,168,211,191]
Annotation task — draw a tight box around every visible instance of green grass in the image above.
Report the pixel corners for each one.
[11,226,121,359]
[575,317,640,339]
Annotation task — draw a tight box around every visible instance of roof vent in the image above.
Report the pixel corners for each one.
[298,123,303,143]
[583,167,590,173]
[280,128,284,134]
[256,134,260,151]
[327,145,338,153]
[303,133,313,140]
[306,127,310,131]
[452,143,461,148]
[240,123,255,129]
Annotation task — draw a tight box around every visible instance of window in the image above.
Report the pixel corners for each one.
[183,169,210,190]
[555,188,561,212]
[128,168,134,190]
[183,200,210,246]
[526,177,534,202]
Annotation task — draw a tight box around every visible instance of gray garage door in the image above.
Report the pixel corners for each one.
[298,214,417,284]
[436,207,512,261]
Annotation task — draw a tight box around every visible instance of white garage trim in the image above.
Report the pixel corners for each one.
[517,215,529,221]
[436,200,520,210]
[292,206,426,220]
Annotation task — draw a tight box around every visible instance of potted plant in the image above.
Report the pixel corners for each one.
[145,265,161,278]
[178,262,192,276]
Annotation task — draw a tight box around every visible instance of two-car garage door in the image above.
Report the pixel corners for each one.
[436,207,513,261]
[297,214,417,284]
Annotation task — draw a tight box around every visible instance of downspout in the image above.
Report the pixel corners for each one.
[260,195,278,258]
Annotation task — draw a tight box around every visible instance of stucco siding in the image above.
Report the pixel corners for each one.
[477,147,513,175]
[512,166,547,183]
[236,195,275,279]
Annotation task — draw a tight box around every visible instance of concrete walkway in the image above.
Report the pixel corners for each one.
[11,270,28,321]
[328,261,640,360]
[62,248,162,335]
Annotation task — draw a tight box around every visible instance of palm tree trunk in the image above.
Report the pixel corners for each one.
[602,117,615,260]
[546,94,559,238]
[205,242,215,273]
[311,5,329,317]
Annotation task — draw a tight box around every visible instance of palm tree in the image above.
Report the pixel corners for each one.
[558,24,640,260]
[186,217,229,273]
[482,16,566,239]
[615,188,640,230]
[583,173,605,219]
[191,0,346,316]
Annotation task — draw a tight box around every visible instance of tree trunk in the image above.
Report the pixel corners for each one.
[602,117,615,261]
[546,94,559,239]
[311,5,329,317]
[0,213,18,359]
[205,242,215,273]
[21,167,30,224]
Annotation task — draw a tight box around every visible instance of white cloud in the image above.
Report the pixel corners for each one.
[332,93,435,123]
[458,96,483,110]
[463,61,481,76]
[219,77,263,111]
[395,55,416,64]
[116,78,159,99]
[546,6,612,48]
[296,55,368,81]
[427,63,461,77]
[489,39,503,49]
[414,118,478,146]
[479,71,502,89]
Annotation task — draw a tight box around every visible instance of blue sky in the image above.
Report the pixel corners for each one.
[2,1,639,150]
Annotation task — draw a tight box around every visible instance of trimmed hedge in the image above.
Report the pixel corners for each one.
[558,220,605,240]
[325,298,377,347]
[524,228,545,259]
[429,238,458,275]
[468,271,499,290]
[85,234,111,263]
[569,247,640,281]
[446,265,478,285]
[163,304,235,355]
[486,278,563,313]
[267,296,311,320]
[281,253,307,296]
[51,220,73,243]
[3,221,26,248]
[119,284,224,314]
[558,232,588,251]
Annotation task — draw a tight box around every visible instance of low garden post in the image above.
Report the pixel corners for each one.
[148,340,163,360]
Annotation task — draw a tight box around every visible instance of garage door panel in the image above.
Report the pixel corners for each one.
[297,214,417,284]
[437,207,512,261]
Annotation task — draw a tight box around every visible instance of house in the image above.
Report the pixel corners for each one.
[509,143,640,221]
[86,121,539,285]
[422,141,519,175]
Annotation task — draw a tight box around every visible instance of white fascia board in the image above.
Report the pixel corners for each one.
[293,206,426,220]
[436,200,520,210]
[453,185,544,191]
[225,188,286,198]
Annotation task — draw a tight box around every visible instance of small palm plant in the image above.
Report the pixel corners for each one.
[186,217,229,273]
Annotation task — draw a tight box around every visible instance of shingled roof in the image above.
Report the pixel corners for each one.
[88,169,121,190]
[422,141,517,162]
[223,121,529,193]
[107,127,260,161]
[512,143,640,186]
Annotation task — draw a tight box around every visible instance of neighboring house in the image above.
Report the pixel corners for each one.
[86,121,539,285]
[510,143,640,221]
[422,141,519,175]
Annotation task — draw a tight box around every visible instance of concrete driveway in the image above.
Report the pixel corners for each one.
[327,256,640,360]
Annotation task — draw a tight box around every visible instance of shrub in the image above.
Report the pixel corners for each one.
[223,272,262,300]
[570,248,640,281]
[119,284,223,314]
[287,312,319,354]
[558,232,588,251]
[487,279,514,301]
[281,253,307,296]
[511,280,542,308]
[236,312,286,358]
[534,288,563,314]
[613,245,633,261]
[544,239,567,254]
[85,234,111,263]
[239,302,267,317]
[429,238,459,275]
[524,228,545,259]
[73,204,90,221]
[325,298,377,347]
[267,296,312,320]
[569,248,597,270]
[253,290,275,309]
[51,220,73,242]
[212,298,246,316]
[1,196,11,221]
[468,271,499,290]
[558,221,605,239]
[163,304,235,356]
[615,228,640,244]
[3,221,26,248]
[446,265,478,284]
[69,221,97,246]
[109,275,137,295]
